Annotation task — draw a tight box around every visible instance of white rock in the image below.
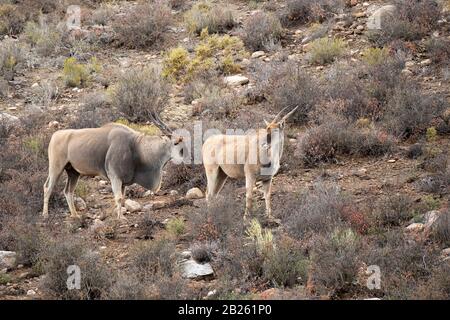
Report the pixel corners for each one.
[98,180,108,187]
[180,250,192,259]
[27,289,36,296]
[420,59,432,66]
[186,187,204,199]
[251,51,265,59]
[405,61,415,68]
[181,260,214,280]
[224,75,249,86]
[0,251,17,270]
[424,210,440,229]
[441,248,450,257]
[170,190,179,196]
[367,5,396,30]
[125,199,142,213]
[406,223,424,232]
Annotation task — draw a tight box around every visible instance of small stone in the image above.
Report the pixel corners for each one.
[352,12,366,18]
[406,223,424,232]
[405,61,415,68]
[180,250,191,259]
[48,120,60,129]
[31,82,39,88]
[143,190,154,197]
[74,197,87,211]
[186,187,204,199]
[98,180,108,187]
[420,59,432,66]
[224,75,249,86]
[401,69,413,76]
[27,289,36,296]
[251,51,265,59]
[125,199,142,213]
[441,248,450,257]
[387,159,396,163]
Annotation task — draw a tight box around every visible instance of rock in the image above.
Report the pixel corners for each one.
[0,112,20,129]
[401,69,413,76]
[406,223,424,232]
[387,159,396,163]
[424,210,440,229]
[441,248,450,257]
[180,250,192,259]
[367,5,396,30]
[181,260,214,280]
[224,75,249,86]
[350,0,358,6]
[74,197,87,211]
[169,190,179,196]
[98,180,108,187]
[251,51,265,59]
[352,11,366,18]
[125,199,142,213]
[0,251,17,270]
[91,219,106,233]
[186,187,204,199]
[26,289,36,296]
[259,288,282,300]
[420,59,432,66]
[405,61,415,68]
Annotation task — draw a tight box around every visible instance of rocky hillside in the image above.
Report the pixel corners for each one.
[0,0,449,300]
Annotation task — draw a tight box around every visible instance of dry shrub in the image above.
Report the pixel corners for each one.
[431,209,450,246]
[23,18,63,56]
[68,91,117,129]
[262,61,317,124]
[162,162,206,194]
[368,0,442,45]
[365,231,439,299]
[369,194,414,228]
[413,263,450,300]
[281,183,349,239]
[241,11,283,52]
[114,1,172,49]
[310,227,363,295]
[382,81,446,139]
[131,238,176,281]
[111,66,169,122]
[184,2,235,35]
[0,40,24,81]
[426,38,450,66]
[279,0,344,26]
[40,237,113,300]
[298,121,394,167]
[262,236,309,287]
[0,3,27,36]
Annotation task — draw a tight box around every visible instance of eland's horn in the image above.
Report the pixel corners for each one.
[271,106,289,124]
[281,105,299,122]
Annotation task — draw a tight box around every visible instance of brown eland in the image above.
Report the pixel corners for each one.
[202,106,298,218]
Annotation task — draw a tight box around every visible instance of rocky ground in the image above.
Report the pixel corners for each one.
[0,0,449,300]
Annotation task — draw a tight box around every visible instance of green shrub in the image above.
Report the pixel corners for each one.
[308,37,346,65]
[63,57,89,87]
[362,47,389,66]
[184,2,235,35]
[0,40,23,81]
[162,32,247,83]
[23,19,62,56]
[166,217,186,237]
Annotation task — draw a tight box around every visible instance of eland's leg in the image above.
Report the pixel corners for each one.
[111,176,126,220]
[244,174,256,219]
[261,178,273,218]
[64,168,80,218]
[205,166,219,202]
[43,165,65,218]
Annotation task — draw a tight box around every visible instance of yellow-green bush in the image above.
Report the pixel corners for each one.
[62,57,89,87]
[362,47,389,66]
[166,217,186,237]
[308,37,346,65]
[162,31,247,82]
[114,118,160,136]
[426,127,437,142]
[184,2,235,35]
[23,19,62,56]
